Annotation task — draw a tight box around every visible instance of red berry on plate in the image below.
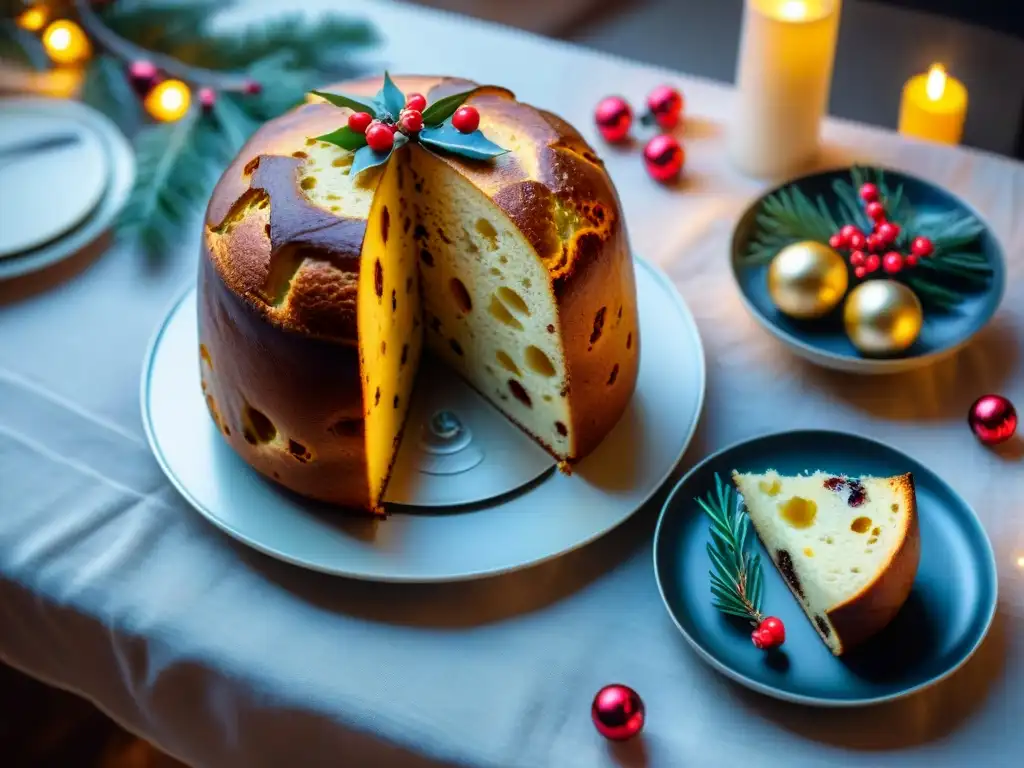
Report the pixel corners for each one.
[876,221,899,245]
[850,250,866,266]
[906,253,919,267]
[405,92,427,112]
[365,121,395,152]
[848,232,867,250]
[647,84,684,130]
[866,201,886,222]
[911,236,934,258]
[759,616,786,646]
[854,266,867,279]
[643,134,684,182]
[866,253,881,272]
[400,108,423,134]
[883,251,904,273]
[452,105,480,133]
[859,182,880,203]
[594,96,632,142]
[829,234,843,250]
[348,111,373,134]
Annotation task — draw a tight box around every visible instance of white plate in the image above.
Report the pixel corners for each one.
[141,257,706,582]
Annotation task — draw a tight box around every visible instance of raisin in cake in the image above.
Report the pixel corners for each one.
[198,75,640,513]
[731,470,920,655]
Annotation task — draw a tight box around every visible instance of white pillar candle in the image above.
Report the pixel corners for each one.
[729,0,842,179]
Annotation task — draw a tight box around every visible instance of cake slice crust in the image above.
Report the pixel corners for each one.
[731,470,920,655]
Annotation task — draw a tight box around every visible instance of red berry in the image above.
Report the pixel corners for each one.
[876,221,899,244]
[866,253,881,272]
[751,628,768,649]
[854,266,867,279]
[647,84,684,130]
[399,108,423,134]
[594,96,632,143]
[850,250,866,266]
[839,224,859,242]
[866,233,883,252]
[866,201,886,222]
[848,232,867,251]
[198,86,216,112]
[883,251,904,273]
[906,253,919,267]
[752,617,785,649]
[643,134,684,183]
[365,122,394,152]
[243,79,262,95]
[348,111,373,134]
[911,236,934,258]
[128,59,159,93]
[859,182,880,203]
[828,234,843,250]
[452,105,480,133]
[405,92,427,112]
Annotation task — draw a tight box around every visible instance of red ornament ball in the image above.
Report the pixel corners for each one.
[911,236,934,258]
[859,182,880,203]
[198,87,216,112]
[452,105,480,134]
[591,684,645,741]
[128,60,159,93]
[866,201,886,222]
[365,121,395,152]
[882,251,904,274]
[643,134,684,183]
[405,92,427,112]
[647,84,684,130]
[875,221,900,245]
[348,111,373,134]
[968,395,1017,446]
[752,616,786,649]
[243,79,262,95]
[594,96,633,143]
[400,108,424,134]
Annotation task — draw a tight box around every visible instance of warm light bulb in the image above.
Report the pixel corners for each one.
[925,64,947,101]
[1017,556,1024,569]
[777,0,808,21]
[16,6,48,32]
[42,19,91,65]
[145,79,192,122]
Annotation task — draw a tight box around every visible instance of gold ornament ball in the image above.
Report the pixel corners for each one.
[843,279,923,356]
[767,241,849,319]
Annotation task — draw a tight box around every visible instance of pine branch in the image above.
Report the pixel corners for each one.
[699,474,765,626]
[80,54,144,135]
[744,186,839,265]
[0,18,49,70]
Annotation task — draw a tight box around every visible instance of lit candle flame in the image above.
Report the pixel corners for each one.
[925,64,947,101]
[1017,556,1024,569]
[777,0,809,21]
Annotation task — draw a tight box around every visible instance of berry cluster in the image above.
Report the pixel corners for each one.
[751,616,786,650]
[594,85,686,183]
[828,183,935,279]
[347,92,480,153]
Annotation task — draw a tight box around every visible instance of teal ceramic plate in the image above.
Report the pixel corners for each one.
[653,430,997,707]
[730,167,1006,374]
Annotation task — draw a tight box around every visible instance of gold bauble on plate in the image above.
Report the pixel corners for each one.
[767,241,849,319]
[843,279,923,356]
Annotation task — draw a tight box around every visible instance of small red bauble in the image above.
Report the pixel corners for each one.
[591,684,645,741]
[848,232,867,251]
[850,250,866,267]
[243,79,262,95]
[882,251,904,274]
[365,122,395,152]
[594,96,633,143]
[968,394,1018,446]
[875,221,899,245]
[405,92,427,112]
[643,134,684,182]
[829,234,843,249]
[751,616,786,650]
[865,253,881,272]
[859,182,880,203]
[911,236,934,258]
[128,59,159,93]
[400,108,424,134]
[647,84,684,130]
[452,105,480,134]
[348,111,373,134]
[866,201,886,222]
[198,87,216,112]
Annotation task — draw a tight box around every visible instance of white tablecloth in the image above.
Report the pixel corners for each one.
[1,2,1022,766]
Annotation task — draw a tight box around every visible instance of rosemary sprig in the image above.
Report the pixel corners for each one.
[742,165,994,311]
[699,473,765,626]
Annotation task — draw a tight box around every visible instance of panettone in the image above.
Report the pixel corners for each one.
[731,471,920,655]
[198,75,640,513]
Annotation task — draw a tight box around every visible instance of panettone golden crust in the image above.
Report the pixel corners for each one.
[199,74,639,508]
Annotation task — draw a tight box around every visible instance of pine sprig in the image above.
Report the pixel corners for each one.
[742,165,994,311]
[698,474,765,626]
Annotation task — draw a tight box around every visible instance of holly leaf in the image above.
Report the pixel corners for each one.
[375,71,406,119]
[349,132,408,178]
[421,89,477,126]
[420,123,508,160]
[315,125,368,151]
[310,89,379,117]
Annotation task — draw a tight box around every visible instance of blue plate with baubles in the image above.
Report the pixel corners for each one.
[731,166,1006,373]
